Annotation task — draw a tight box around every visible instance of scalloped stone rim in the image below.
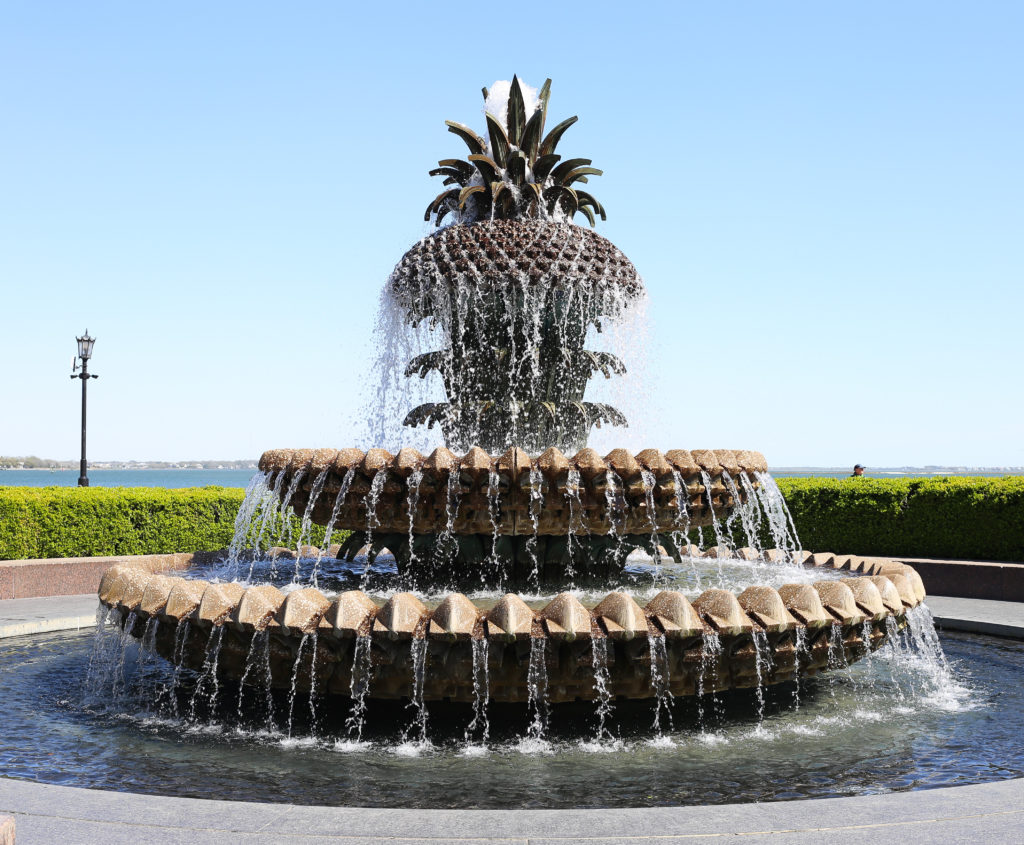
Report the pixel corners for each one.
[97,550,925,703]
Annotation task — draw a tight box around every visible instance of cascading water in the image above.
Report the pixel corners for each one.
[466,637,491,745]
[525,636,550,744]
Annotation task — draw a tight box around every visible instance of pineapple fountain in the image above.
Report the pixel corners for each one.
[98,77,929,728]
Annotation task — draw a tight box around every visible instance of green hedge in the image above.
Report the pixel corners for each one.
[775,476,1024,562]
[0,486,327,560]
[1,478,1022,562]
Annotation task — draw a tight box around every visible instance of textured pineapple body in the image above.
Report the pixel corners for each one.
[390,220,644,453]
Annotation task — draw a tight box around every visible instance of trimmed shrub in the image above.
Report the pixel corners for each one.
[1,478,1021,562]
[775,476,1024,562]
[0,486,330,560]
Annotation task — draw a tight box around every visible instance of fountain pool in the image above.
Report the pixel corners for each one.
[1,621,1022,808]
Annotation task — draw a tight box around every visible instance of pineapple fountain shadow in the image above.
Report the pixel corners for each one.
[98,77,932,736]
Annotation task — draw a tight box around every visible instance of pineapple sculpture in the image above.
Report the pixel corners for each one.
[389,77,644,454]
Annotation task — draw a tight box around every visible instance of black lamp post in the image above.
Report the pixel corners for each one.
[70,330,98,487]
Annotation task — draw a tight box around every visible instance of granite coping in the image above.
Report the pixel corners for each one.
[895,556,1024,602]
[0,776,1021,844]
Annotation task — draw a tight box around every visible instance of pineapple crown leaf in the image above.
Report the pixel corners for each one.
[426,77,605,228]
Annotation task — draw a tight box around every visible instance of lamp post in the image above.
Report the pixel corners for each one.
[70,330,98,487]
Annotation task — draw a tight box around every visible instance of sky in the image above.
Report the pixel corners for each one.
[1,1,1021,468]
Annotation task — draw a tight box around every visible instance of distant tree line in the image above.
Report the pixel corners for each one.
[0,456,69,469]
[0,456,257,469]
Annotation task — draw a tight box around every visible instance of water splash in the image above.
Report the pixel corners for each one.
[295,467,331,578]
[751,630,772,723]
[403,637,430,747]
[647,633,674,732]
[286,633,310,739]
[406,467,424,568]
[591,636,614,741]
[362,468,388,577]
[563,467,584,580]
[345,635,373,742]
[640,469,662,572]
[525,463,543,586]
[526,637,549,740]
[166,619,192,718]
[486,467,502,585]
[188,625,225,720]
[466,638,491,744]
[699,470,732,558]
[752,471,803,560]
[228,471,271,576]
[697,629,723,730]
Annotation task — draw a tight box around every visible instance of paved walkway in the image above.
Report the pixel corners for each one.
[927,595,1024,638]
[0,594,98,638]
[1,593,1022,844]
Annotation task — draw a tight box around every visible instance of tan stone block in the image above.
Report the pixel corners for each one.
[97,564,132,606]
[889,572,920,608]
[664,449,698,474]
[868,577,901,610]
[373,592,427,639]
[541,593,591,641]
[636,449,672,476]
[692,589,754,635]
[333,448,365,472]
[278,588,332,635]
[841,577,887,620]
[592,591,648,640]
[391,447,424,477]
[139,575,179,617]
[645,590,704,637]
[428,593,481,641]
[325,590,378,638]
[164,580,208,621]
[778,583,832,628]
[361,448,394,474]
[197,582,246,627]
[691,449,722,473]
[486,594,535,641]
[232,584,286,631]
[604,448,641,480]
[714,449,741,475]
[738,586,793,632]
[813,581,865,625]
[571,447,607,480]
[423,447,458,473]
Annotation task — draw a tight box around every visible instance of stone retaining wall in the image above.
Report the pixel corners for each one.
[0,552,212,600]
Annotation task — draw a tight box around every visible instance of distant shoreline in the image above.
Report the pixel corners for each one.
[1,465,257,471]
[1,464,1020,473]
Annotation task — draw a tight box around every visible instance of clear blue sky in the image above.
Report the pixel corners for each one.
[2,1,1021,467]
